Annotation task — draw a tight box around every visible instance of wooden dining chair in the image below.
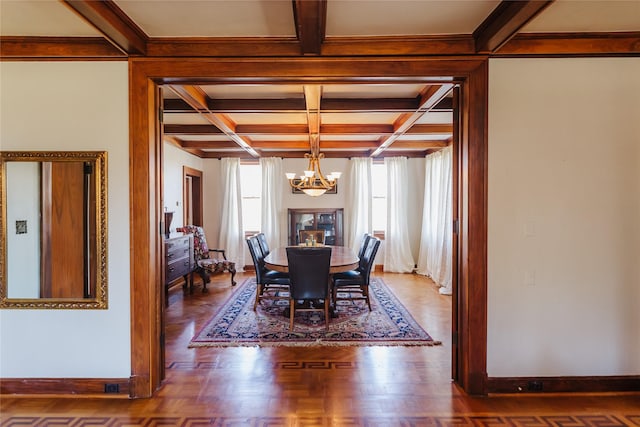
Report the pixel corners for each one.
[286,246,332,330]
[332,236,381,311]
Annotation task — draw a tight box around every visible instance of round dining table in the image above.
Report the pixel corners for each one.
[264,245,359,274]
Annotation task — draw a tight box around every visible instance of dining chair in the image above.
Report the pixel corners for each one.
[255,232,270,257]
[298,229,325,245]
[286,246,332,330]
[358,233,371,258]
[332,236,381,311]
[246,235,290,310]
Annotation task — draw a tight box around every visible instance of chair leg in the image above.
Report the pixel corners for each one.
[229,264,237,286]
[289,299,295,330]
[324,299,329,328]
[363,286,372,311]
[253,284,263,310]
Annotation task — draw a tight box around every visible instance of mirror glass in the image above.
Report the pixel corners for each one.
[0,151,107,309]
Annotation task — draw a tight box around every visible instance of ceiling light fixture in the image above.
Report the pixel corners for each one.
[285,135,341,197]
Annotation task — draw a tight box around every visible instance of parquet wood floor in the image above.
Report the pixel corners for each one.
[2,272,638,426]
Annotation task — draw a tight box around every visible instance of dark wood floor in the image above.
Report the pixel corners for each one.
[1,272,638,426]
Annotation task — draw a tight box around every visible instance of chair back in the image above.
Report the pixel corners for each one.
[357,233,371,259]
[256,232,270,257]
[286,247,332,300]
[178,225,209,261]
[359,236,381,285]
[246,235,266,278]
[298,229,325,245]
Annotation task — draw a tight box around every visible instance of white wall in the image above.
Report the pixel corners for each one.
[0,62,131,378]
[163,141,205,232]
[488,58,640,377]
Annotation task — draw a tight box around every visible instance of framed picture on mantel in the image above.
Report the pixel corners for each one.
[291,179,337,194]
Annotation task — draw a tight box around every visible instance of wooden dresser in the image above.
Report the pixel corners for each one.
[164,233,194,301]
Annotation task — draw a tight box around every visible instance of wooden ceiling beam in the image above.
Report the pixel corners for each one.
[293,0,327,55]
[178,141,243,149]
[165,123,453,136]
[62,0,147,55]
[473,0,554,53]
[168,85,259,157]
[163,96,453,113]
[371,84,454,157]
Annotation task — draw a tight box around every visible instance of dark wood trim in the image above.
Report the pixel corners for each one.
[62,0,147,55]
[293,0,327,55]
[487,376,640,394]
[321,35,476,56]
[473,1,554,53]
[496,32,640,56]
[458,61,489,395]
[146,38,302,57]
[3,32,639,60]
[129,56,488,397]
[0,36,125,59]
[0,377,131,397]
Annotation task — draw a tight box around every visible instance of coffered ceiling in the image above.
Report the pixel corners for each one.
[2,0,638,158]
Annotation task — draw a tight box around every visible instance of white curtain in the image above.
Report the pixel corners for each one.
[383,157,415,272]
[417,146,453,294]
[218,158,245,271]
[345,157,372,254]
[260,157,286,248]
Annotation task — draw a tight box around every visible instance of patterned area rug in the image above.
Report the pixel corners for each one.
[189,277,441,347]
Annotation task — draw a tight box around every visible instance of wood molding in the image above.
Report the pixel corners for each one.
[487,375,640,394]
[0,36,125,59]
[322,35,476,56]
[497,32,640,56]
[0,377,131,397]
[129,55,488,397]
[146,38,302,57]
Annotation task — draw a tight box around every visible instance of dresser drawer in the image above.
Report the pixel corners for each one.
[166,235,191,259]
[166,255,192,282]
[164,234,194,284]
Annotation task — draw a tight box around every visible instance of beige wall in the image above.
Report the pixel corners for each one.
[163,141,205,232]
[0,62,131,378]
[487,58,640,376]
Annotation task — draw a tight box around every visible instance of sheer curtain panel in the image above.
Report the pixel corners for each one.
[218,158,245,270]
[345,157,373,254]
[383,157,415,272]
[417,147,453,294]
[260,157,286,248]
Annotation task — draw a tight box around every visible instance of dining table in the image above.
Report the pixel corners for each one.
[263,245,359,318]
[264,245,359,274]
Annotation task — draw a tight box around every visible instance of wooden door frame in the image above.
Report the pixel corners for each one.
[182,166,203,226]
[129,56,488,397]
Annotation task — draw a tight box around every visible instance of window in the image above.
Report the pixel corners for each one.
[371,162,387,233]
[239,162,261,234]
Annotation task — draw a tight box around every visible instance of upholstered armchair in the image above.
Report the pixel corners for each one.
[177,225,236,291]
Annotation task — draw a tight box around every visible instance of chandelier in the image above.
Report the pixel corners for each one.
[285,135,341,197]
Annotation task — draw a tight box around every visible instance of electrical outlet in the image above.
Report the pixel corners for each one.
[527,380,543,391]
[104,383,120,393]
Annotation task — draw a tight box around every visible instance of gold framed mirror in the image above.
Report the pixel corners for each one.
[0,151,108,309]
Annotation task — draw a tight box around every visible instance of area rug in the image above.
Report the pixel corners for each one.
[189,277,442,347]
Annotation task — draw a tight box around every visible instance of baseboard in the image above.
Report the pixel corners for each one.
[487,375,640,394]
[0,377,131,397]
